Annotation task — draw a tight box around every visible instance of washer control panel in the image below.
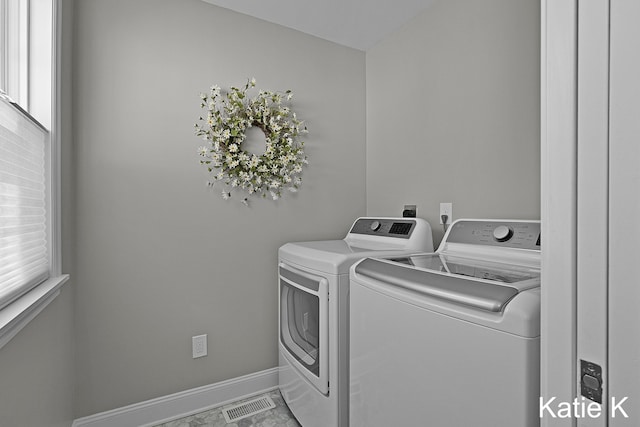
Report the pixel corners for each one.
[349,218,415,239]
[445,220,540,250]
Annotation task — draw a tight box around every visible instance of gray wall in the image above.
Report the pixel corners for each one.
[0,289,75,427]
[366,0,540,246]
[0,1,76,426]
[73,0,366,416]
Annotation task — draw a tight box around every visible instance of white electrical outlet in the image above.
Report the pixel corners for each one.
[192,334,207,358]
[440,203,452,225]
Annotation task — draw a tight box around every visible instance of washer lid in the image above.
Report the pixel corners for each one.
[390,254,540,286]
[279,240,415,274]
[353,256,539,312]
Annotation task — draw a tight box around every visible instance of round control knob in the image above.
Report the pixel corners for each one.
[493,225,514,242]
[370,221,382,231]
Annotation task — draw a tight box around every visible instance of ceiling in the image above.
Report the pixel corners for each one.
[200,0,436,51]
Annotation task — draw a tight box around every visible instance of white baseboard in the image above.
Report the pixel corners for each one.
[72,367,279,427]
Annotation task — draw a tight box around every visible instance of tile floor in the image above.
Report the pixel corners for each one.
[153,389,300,427]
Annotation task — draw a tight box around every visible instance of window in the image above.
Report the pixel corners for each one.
[0,95,49,310]
[0,0,65,348]
[0,0,28,106]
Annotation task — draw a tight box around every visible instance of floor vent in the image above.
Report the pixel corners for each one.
[222,394,276,423]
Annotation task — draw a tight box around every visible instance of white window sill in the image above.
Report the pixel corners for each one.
[0,275,70,350]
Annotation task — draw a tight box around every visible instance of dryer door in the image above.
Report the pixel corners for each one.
[279,262,329,395]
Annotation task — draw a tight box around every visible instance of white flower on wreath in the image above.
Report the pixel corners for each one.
[194,78,308,204]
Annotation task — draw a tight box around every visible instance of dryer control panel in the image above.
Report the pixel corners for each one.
[349,218,416,239]
[445,220,541,250]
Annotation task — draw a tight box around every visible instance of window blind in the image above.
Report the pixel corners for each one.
[0,97,49,310]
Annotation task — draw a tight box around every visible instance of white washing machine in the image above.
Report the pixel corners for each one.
[349,219,541,427]
[278,217,434,427]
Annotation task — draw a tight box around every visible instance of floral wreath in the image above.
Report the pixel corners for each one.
[195,78,308,204]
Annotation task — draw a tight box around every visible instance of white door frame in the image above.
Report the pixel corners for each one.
[542,1,640,426]
[540,1,578,426]
[608,1,640,424]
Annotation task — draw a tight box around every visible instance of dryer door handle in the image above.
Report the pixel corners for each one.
[279,262,327,294]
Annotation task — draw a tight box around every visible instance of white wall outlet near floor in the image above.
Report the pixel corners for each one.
[440,203,453,224]
[192,334,208,358]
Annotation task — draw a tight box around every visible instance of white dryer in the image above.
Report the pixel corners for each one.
[349,219,541,427]
[278,217,434,427]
